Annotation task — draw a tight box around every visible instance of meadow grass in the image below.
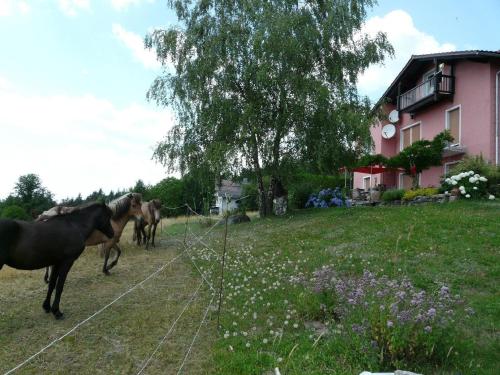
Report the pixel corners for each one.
[181,201,499,374]
[1,202,499,374]
[0,220,215,374]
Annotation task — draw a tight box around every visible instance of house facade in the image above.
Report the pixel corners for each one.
[212,179,245,215]
[354,50,500,191]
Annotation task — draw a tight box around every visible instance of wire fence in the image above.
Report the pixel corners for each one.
[3,203,233,375]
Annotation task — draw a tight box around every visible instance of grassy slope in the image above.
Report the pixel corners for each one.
[185,201,499,374]
[0,220,215,374]
[1,203,498,374]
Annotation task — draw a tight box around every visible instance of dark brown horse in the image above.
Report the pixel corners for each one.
[0,202,114,319]
[39,193,143,279]
[133,199,162,249]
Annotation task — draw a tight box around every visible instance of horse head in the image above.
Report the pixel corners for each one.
[152,199,162,223]
[128,193,143,219]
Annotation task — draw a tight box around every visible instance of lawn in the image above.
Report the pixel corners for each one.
[182,201,499,375]
[0,202,498,374]
[0,218,215,374]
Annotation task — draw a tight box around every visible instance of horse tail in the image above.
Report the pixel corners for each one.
[0,219,20,266]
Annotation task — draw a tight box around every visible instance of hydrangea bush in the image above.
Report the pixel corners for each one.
[302,267,474,368]
[443,171,495,200]
[305,187,351,208]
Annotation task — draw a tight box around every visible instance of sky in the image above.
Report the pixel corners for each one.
[0,0,499,201]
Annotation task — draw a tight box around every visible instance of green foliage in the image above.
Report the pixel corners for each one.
[356,153,389,168]
[288,182,315,209]
[443,172,492,200]
[402,187,439,201]
[131,179,149,197]
[239,183,259,212]
[449,155,500,195]
[388,131,453,188]
[1,205,30,220]
[148,177,185,217]
[146,0,393,216]
[381,189,405,202]
[286,172,347,209]
[12,173,55,217]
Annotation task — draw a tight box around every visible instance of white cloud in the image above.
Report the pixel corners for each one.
[110,0,155,11]
[112,23,160,70]
[358,10,456,101]
[0,78,176,201]
[58,0,90,17]
[0,0,31,17]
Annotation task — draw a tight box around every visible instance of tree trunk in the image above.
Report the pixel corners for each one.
[412,174,419,189]
[250,132,269,218]
[266,176,276,216]
[256,172,267,218]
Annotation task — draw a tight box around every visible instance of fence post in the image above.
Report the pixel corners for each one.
[183,205,190,246]
[216,213,229,329]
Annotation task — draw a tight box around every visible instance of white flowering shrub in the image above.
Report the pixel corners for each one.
[443,171,495,200]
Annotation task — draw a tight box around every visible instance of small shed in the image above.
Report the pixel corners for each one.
[212,179,244,215]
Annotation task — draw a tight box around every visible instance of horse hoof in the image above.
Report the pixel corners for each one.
[103,269,111,276]
[42,301,51,313]
[53,311,64,320]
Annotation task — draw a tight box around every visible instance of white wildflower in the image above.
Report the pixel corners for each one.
[489,194,495,200]
[466,194,471,198]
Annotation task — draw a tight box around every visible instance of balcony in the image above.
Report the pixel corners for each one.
[397,74,454,113]
[442,144,466,158]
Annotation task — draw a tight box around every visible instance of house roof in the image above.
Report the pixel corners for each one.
[215,180,243,199]
[374,50,500,109]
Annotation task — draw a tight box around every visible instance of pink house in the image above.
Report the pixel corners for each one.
[354,50,500,191]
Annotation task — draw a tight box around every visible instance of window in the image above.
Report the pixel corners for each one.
[400,123,421,150]
[363,176,371,191]
[399,173,420,189]
[444,161,459,177]
[446,106,461,145]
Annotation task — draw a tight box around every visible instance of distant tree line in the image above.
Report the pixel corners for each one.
[0,172,216,220]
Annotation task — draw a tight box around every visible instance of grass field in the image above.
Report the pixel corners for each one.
[1,202,499,374]
[183,201,499,374]
[0,218,216,374]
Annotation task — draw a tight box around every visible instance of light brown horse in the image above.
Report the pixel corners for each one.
[39,193,143,278]
[133,199,162,249]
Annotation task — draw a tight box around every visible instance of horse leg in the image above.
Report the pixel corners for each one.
[102,244,112,275]
[43,264,59,313]
[137,225,143,246]
[145,224,153,250]
[140,225,147,247]
[44,266,51,284]
[151,223,158,248]
[106,244,122,271]
[50,260,74,320]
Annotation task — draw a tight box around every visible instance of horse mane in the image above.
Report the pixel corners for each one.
[109,193,141,220]
[36,202,103,222]
[152,199,162,209]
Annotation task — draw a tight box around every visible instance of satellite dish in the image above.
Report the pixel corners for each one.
[382,124,396,140]
[388,110,399,123]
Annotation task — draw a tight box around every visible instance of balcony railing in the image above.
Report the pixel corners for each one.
[397,74,454,112]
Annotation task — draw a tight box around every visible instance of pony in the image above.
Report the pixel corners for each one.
[0,202,114,319]
[39,193,143,279]
[132,199,162,249]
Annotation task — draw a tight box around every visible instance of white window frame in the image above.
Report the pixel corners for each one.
[399,173,421,189]
[400,121,422,151]
[445,104,461,146]
[363,176,371,191]
[444,161,460,177]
